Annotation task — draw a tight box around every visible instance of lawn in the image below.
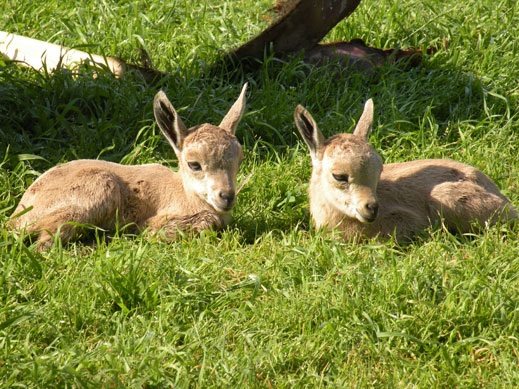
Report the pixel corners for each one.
[1,0,518,386]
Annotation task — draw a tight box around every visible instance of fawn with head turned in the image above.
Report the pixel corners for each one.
[294,99,517,242]
[9,84,249,250]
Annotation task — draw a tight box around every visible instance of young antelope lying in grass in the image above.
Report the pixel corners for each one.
[9,84,248,250]
[294,99,518,242]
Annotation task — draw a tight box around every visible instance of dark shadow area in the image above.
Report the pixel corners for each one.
[0,64,163,164]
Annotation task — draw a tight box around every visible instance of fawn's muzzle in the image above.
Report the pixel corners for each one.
[357,201,379,223]
[217,190,236,211]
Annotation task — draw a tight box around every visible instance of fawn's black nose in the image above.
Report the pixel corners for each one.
[219,190,235,209]
[364,201,379,222]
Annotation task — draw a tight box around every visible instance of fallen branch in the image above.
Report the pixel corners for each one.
[0,31,162,80]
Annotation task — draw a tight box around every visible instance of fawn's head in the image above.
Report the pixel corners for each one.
[153,84,247,213]
[295,99,383,223]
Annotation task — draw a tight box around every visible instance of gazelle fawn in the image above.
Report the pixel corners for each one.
[294,99,517,242]
[9,84,248,250]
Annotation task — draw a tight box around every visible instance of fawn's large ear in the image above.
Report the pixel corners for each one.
[219,83,248,134]
[294,105,325,159]
[353,98,374,140]
[153,90,189,156]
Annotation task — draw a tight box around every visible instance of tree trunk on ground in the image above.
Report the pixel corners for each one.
[228,0,423,70]
[232,0,362,59]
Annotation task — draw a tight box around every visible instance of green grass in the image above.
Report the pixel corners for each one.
[1,0,518,386]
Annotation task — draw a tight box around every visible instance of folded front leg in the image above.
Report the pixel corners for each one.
[145,211,224,241]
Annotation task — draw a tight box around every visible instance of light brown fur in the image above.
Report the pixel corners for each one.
[9,84,249,250]
[295,99,518,242]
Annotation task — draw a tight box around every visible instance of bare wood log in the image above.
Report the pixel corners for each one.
[0,31,162,80]
[0,31,126,75]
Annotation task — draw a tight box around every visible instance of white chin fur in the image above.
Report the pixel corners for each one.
[208,199,230,214]
[355,212,371,224]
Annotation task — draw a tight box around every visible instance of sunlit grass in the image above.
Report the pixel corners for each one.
[1,0,518,386]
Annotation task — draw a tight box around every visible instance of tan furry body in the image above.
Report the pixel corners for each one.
[10,85,248,250]
[296,100,517,242]
[10,160,226,242]
[310,157,517,241]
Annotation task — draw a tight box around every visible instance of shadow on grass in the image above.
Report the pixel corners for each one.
[2,52,512,163]
[209,53,514,147]
[0,64,163,167]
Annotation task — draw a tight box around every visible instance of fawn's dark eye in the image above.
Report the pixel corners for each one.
[332,173,349,183]
[188,162,202,171]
